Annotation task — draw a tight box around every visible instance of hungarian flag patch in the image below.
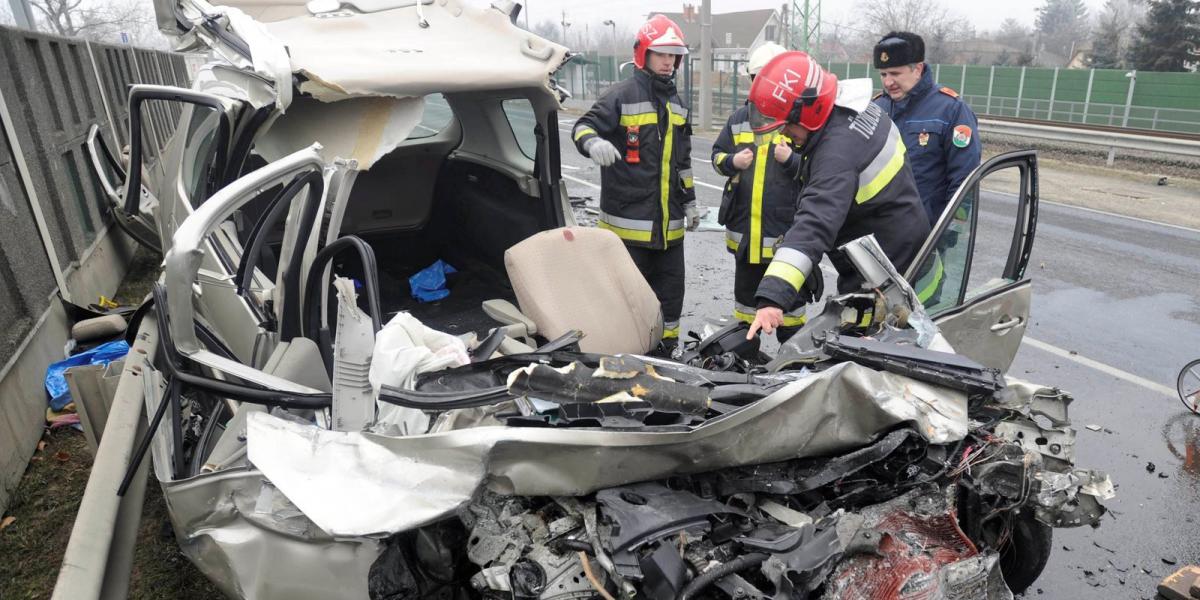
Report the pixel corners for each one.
[952,125,972,148]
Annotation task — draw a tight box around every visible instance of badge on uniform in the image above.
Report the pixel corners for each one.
[918,132,929,147]
[952,125,972,148]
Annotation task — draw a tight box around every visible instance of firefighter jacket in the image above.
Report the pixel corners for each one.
[572,69,696,249]
[711,104,804,264]
[756,103,932,311]
[873,66,981,223]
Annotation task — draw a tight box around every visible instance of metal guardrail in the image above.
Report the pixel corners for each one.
[979,118,1200,160]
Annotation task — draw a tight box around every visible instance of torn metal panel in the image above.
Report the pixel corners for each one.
[1030,469,1114,528]
[261,2,569,102]
[162,469,381,600]
[245,361,966,537]
[253,95,424,170]
[331,278,375,431]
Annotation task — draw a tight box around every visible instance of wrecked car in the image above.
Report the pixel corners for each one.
[75,0,1112,598]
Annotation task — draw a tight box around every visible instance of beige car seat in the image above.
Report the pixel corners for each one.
[494,227,663,355]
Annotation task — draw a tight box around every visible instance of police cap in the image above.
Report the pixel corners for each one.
[873,31,925,69]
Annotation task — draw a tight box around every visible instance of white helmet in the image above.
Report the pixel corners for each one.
[745,41,787,77]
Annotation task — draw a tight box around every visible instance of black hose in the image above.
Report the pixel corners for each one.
[377,383,511,410]
[676,553,769,600]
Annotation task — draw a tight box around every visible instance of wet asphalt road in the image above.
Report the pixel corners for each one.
[553,118,1200,599]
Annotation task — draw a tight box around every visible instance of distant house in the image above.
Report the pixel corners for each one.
[660,8,782,70]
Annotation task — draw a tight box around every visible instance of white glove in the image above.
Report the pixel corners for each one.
[584,138,620,167]
[685,202,701,231]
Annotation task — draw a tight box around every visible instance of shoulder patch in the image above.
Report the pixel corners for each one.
[939,86,960,99]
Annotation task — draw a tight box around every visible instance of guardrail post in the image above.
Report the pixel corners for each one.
[1048,67,1059,121]
[1016,66,1026,118]
[986,66,995,115]
[960,64,967,96]
[1083,68,1095,124]
[934,63,941,83]
[1108,69,1137,166]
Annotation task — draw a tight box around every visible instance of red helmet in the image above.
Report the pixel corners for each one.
[633,14,689,70]
[747,51,838,138]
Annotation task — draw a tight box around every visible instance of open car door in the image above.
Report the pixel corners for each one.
[906,150,1038,373]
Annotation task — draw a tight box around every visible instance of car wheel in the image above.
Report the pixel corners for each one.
[995,511,1053,594]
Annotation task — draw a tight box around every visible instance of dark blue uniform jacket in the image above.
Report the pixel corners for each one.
[873,66,981,223]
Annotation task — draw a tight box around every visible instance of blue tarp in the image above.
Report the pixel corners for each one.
[45,340,129,411]
[409,260,457,303]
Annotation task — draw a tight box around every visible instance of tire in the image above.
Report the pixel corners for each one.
[996,512,1053,594]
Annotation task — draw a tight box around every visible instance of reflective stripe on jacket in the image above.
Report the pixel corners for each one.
[756,103,931,311]
[711,104,803,264]
[572,70,695,249]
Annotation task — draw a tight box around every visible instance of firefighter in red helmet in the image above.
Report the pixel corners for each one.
[571,14,696,354]
[742,51,931,339]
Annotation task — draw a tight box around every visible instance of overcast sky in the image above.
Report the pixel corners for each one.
[475,0,1106,37]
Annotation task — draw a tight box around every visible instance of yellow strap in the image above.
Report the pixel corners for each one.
[660,103,674,248]
[856,137,907,204]
[916,253,945,303]
[598,220,652,242]
[749,143,769,264]
[573,127,597,141]
[619,112,657,126]
[662,325,681,339]
[765,260,806,291]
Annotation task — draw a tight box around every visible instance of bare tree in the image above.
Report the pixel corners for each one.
[31,0,166,44]
[856,0,973,62]
[0,3,14,26]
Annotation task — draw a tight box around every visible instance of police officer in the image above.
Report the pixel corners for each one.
[872,32,981,224]
[742,52,931,339]
[572,14,698,350]
[710,42,810,342]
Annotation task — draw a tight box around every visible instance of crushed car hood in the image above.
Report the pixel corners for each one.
[246,361,968,537]
[160,0,569,103]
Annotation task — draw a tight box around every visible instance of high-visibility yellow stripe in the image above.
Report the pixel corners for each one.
[733,132,755,145]
[573,127,597,141]
[763,245,774,259]
[749,142,769,264]
[667,226,685,241]
[726,236,739,251]
[855,137,906,204]
[765,260,806,291]
[917,252,945,304]
[734,308,805,326]
[662,325,680,339]
[669,113,686,126]
[782,313,807,326]
[660,103,674,248]
[858,309,873,327]
[683,176,694,188]
[598,220,652,242]
[619,112,657,126]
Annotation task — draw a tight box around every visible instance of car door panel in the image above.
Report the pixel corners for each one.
[905,150,1038,373]
[934,280,1030,372]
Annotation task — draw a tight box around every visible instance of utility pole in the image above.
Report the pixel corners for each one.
[523,0,529,29]
[792,0,821,55]
[560,10,570,46]
[7,0,36,29]
[697,0,712,132]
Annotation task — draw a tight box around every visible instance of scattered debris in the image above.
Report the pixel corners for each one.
[0,516,15,531]
[1147,462,1158,473]
[1086,424,1103,431]
[1093,541,1117,554]
[1163,556,1180,566]
[1159,472,1170,479]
